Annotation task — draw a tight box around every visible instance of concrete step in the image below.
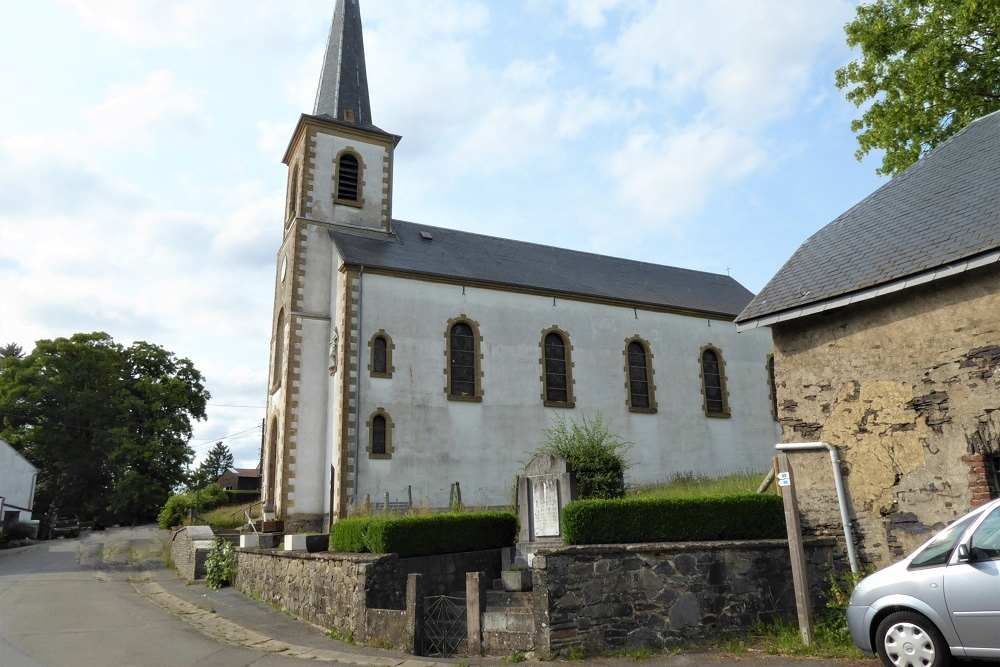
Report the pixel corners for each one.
[486,590,532,609]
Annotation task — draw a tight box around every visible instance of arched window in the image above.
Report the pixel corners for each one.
[286,164,299,222]
[335,152,361,205]
[367,409,393,459]
[445,317,482,401]
[368,330,394,378]
[625,337,657,412]
[266,419,279,504]
[700,346,730,417]
[541,328,574,407]
[767,354,778,420]
[271,309,285,390]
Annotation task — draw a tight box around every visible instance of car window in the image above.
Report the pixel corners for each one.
[909,511,982,569]
[970,507,1000,561]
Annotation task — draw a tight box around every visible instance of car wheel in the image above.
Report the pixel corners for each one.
[875,611,951,667]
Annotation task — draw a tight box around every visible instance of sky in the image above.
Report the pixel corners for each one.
[0,0,887,470]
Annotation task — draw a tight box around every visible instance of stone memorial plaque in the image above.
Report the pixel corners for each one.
[531,476,561,537]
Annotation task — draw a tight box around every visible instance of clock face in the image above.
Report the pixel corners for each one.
[280,257,288,282]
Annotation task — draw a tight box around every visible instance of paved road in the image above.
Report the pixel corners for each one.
[0,527,318,666]
[0,526,886,667]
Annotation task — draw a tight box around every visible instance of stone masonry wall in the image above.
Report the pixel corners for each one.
[170,526,213,582]
[235,548,399,641]
[533,539,835,653]
[772,266,1000,566]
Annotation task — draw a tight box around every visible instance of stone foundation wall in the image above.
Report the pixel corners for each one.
[772,266,1000,565]
[532,539,835,653]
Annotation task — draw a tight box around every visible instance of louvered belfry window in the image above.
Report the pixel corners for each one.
[449,322,476,397]
[337,153,359,202]
[627,341,650,408]
[544,332,568,403]
[702,350,724,414]
[372,414,387,455]
[373,336,387,374]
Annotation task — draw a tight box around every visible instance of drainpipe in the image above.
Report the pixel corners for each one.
[352,266,364,507]
[775,441,860,574]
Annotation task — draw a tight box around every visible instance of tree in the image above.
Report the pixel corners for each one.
[198,441,235,483]
[0,343,23,359]
[0,332,209,522]
[530,413,632,500]
[835,0,1000,176]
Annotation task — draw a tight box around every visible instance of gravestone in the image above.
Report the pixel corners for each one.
[508,452,577,567]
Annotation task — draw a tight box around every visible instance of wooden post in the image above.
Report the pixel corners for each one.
[778,452,813,646]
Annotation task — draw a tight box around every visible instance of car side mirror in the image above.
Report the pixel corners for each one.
[957,543,971,562]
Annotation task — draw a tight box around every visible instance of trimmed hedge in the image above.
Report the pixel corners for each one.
[330,511,517,557]
[562,494,785,545]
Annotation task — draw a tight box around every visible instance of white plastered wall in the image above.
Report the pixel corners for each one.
[346,274,780,508]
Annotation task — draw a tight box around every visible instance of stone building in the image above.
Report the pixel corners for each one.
[736,112,1000,564]
[264,0,781,532]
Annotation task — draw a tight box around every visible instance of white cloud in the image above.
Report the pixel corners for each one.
[610,122,765,225]
[596,0,854,125]
[82,71,207,151]
[564,0,629,29]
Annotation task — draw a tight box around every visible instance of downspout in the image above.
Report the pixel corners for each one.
[352,265,364,507]
[775,441,860,573]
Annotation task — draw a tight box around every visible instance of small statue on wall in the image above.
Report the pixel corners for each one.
[328,327,339,375]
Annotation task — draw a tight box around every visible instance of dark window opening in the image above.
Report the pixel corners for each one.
[703,350,723,414]
[337,154,360,202]
[768,355,778,420]
[544,333,568,403]
[450,322,476,397]
[372,415,386,455]
[373,336,387,374]
[627,341,650,409]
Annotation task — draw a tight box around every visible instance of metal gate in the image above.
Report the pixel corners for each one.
[422,595,466,657]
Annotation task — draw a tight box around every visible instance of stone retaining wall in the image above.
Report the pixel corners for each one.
[170,526,214,582]
[533,539,835,653]
[235,549,399,641]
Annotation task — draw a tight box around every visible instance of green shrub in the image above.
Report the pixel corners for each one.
[0,521,37,546]
[330,517,372,552]
[157,483,230,529]
[562,494,785,545]
[223,490,261,505]
[330,511,517,557]
[529,413,631,500]
[205,537,237,589]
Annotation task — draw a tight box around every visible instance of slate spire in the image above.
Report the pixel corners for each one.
[313,0,372,126]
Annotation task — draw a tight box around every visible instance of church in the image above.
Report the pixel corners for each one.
[264,0,781,533]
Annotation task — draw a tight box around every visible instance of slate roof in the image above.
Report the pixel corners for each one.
[313,0,373,127]
[736,111,1000,328]
[329,221,756,318]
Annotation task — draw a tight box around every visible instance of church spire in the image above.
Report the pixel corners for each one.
[313,0,373,126]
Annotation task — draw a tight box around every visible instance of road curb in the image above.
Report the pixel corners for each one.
[128,574,449,666]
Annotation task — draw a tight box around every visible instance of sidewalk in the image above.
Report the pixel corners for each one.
[130,562,479,667]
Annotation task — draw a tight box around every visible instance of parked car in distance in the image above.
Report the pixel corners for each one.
[49,514,81,539]
[847,497,1000,666]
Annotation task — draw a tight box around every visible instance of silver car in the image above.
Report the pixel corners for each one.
[848,496,1000,666]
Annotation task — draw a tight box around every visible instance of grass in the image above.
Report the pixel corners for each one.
[189,501,260,529]
[730,611,865,660]
[629,468,775,499]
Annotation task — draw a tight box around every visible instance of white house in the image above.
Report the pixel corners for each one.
[264,0,781,532]
[1,438,38,528]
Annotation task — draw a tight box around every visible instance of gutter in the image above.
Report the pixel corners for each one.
[776,441,860,573]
